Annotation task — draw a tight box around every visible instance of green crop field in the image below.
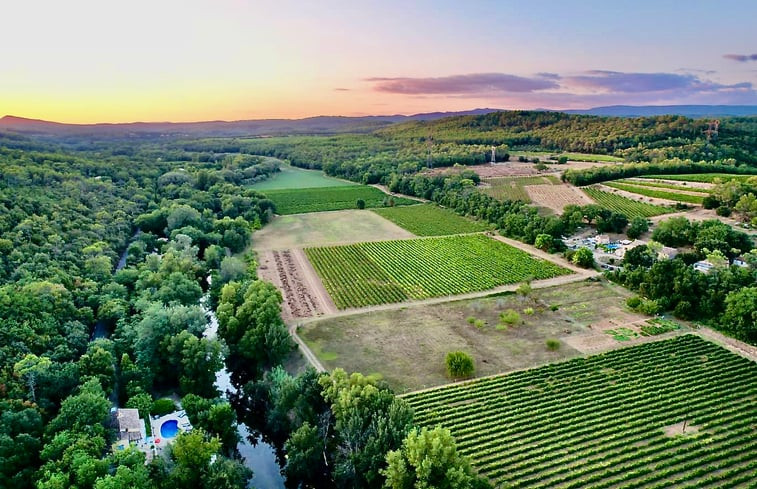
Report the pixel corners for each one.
[250,164,354,190]
[372,204,488,236]
[582,186,673,218]
[305,234,570,309]
[638,173,755,184]
[403,335,757,488]
[480,175,559,202]
[264,185,415,214]
[604,181,705,204]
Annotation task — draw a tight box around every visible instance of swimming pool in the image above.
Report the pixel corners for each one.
[160,419,179,438]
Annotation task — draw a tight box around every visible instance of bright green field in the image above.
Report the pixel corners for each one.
[403,335,757,488]
[638,173,756,184]
[583,187,673,218]
[372,204,489,236]
[604,182,705,204]
[264,185,415,215]
[305,234,570,309]
[250,164,354,190]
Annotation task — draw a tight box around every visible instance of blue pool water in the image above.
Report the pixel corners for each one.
[160,419,179,438]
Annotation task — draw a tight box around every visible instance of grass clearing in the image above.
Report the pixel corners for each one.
[511,151,624,163]
[251,209,415,251]
[250,164,353,190]
[305,234,570,309]
[300,280,648,393]
[372,204,489,236]
[264,185,415,214]
[582,186,674,218]
[403,335,757,488]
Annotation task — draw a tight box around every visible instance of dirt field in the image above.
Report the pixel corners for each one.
[426,159,609,179]
[299,280,659,393]
[525,184,594,213]
[257,248,336,321]
[251,209,415,251]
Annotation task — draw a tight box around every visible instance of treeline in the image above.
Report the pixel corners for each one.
[562,158,757,186]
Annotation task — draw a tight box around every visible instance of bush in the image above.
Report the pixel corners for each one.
[523,307,535,315]
[572,247,595,268]
[626,296,642,309]
[499,309,521,326]
[557,156,569,164]
[716,206,732,217]
[550,304,560,311]
[356,198,366,209]
[535,163,548,171]
[546,338,561,351]
[151,398,177,416]
[466,316,476,325]
[518,155,528,162]
[702,195,720,209]
[446,351,475,379]
[474,319,486,329]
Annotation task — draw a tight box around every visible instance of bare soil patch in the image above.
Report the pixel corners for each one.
[664,421,701,437]
[299,280,653,393]
[525,184,594,213]
[257,249,336,320]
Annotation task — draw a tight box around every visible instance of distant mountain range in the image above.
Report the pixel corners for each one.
[1,106,754,139]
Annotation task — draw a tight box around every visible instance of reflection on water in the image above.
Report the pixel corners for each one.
[203,289,286,489]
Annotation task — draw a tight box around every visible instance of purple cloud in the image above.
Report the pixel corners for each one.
[365,73,558,94]
[724,53,757,62]
[564,70,708,93]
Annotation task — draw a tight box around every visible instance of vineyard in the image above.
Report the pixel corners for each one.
[305,234,570,309]
[480,175,560,202]
[582,186,673,218]
[372,204,488,236]
[638,173,755,184]
[403,335,757,488]
[620,179,713,192]
[604,181,706,204]
[264,185,415,214]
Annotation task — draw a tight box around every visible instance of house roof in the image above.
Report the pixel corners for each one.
[117,408,142,433]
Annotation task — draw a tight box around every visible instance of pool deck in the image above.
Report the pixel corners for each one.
[150,410,193,445]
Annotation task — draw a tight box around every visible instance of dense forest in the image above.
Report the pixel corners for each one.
[178,112,757,187]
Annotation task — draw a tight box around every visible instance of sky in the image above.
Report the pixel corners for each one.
[2,0,756,123]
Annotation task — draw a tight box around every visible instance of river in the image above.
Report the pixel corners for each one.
[201,288,286,489]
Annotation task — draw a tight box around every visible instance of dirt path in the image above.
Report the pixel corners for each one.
[370,184,428,203]
[695,327,757,362]
[291,248,337,315]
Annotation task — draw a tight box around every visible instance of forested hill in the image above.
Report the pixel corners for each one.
[378,111,757,164]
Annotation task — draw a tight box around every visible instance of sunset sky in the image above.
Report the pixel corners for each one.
[3,0,756,123]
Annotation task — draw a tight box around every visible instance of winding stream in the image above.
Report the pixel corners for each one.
[202,288,286,488]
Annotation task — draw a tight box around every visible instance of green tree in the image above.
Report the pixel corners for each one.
[382,426,491,489]
[627,217,650,239]
[168,430,222,488]
[534,233,553,251]
[721,287,757,343]
[445,351,475,379]
[284,422,330,487]
[13,354,52,402]
[572,247,595,268]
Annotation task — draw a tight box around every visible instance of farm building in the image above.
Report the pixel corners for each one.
[114,408,145,443]
[657,246,678,260]
[693,260,715,274]
[614,240,647,258]
[733,256,749,268]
